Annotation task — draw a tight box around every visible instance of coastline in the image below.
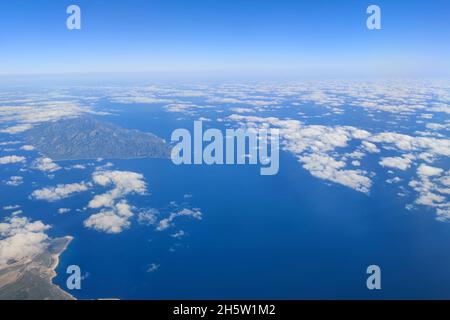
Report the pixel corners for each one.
[0,235,77,300]
[50,236,77,300]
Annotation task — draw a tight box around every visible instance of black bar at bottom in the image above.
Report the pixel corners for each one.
[1,300,447,319]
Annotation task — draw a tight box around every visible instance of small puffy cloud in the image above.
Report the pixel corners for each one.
[88,170,147,210]
[20,145,35,151]
[0,156,26,165]
[138,209,159,226]
[4,176,23,186]
[0,141,20,146]
[84,201,134,234]
[0,216,51,268]
[164,103,209,114]
[70,164,86,170]
[147,263,160,273]
[58,208,71,214]
[346,151,365,159]
[33,157,61,172]
[171,230,186,239]
[157,208,202,231]
[230,107,256,114]
[92,170,147,195]
[84,211,131,234]
[115,200,134,218]
[414,189,445,207]
[362,141,380,154]
[379,157,412,171]
[386,177,402,184]
[88,193,116,209]
[352,160,361,167]
[417,164,443,177]
[31,182,90,202]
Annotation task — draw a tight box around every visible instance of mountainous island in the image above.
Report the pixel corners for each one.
[25,117,171,161]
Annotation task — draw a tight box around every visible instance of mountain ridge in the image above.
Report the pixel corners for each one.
[25,117,171,161]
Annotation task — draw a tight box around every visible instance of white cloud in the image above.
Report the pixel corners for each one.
[0,141,21,146]
[84,211,130,234]
[437,208,450,222]
[88,193,116,209]
[88,171,147,210]
[379,157,412,171]
[0,102,91,134]
[417,164,444,177]
[84,200,134,234]
[111,96,172,104]
[84,170,148,234]
[92,170,147,195]
[230,107,256,114]
[3,205,20,211]
[426,123,450,131]
[0,156,26,165]
[370,132,450,157]
[147,263,160,273]
[362,141,380,153]
[352,160,361,167]
[138,209,159,226]
[20,145,35,151]
[33,157,61,172]
[171,230,186,239]
[164,103,210,114]
[300,154,372,193]
[0,216,51,268]
[0,124,33,134]
[157,208,202,231]
[58,208,71,214]
[70,164,86,170]
[386,177,402,184]
[4,176,23,186]
[346,151,365,159]
[31,182,90,202]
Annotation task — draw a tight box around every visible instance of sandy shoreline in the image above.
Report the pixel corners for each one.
[49,236,77,300]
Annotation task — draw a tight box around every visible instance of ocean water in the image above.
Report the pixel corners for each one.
[53,104,450,299]
[2,99,450,299]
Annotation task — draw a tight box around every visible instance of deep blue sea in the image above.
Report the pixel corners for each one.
[2,100,450,300]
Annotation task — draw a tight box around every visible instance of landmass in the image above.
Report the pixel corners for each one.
[0,236,75,300]
[25,116,171,161]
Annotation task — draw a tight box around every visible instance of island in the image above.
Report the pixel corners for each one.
[25,116,171,161]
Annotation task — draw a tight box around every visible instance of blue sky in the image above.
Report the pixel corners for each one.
[0,0,449,77]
